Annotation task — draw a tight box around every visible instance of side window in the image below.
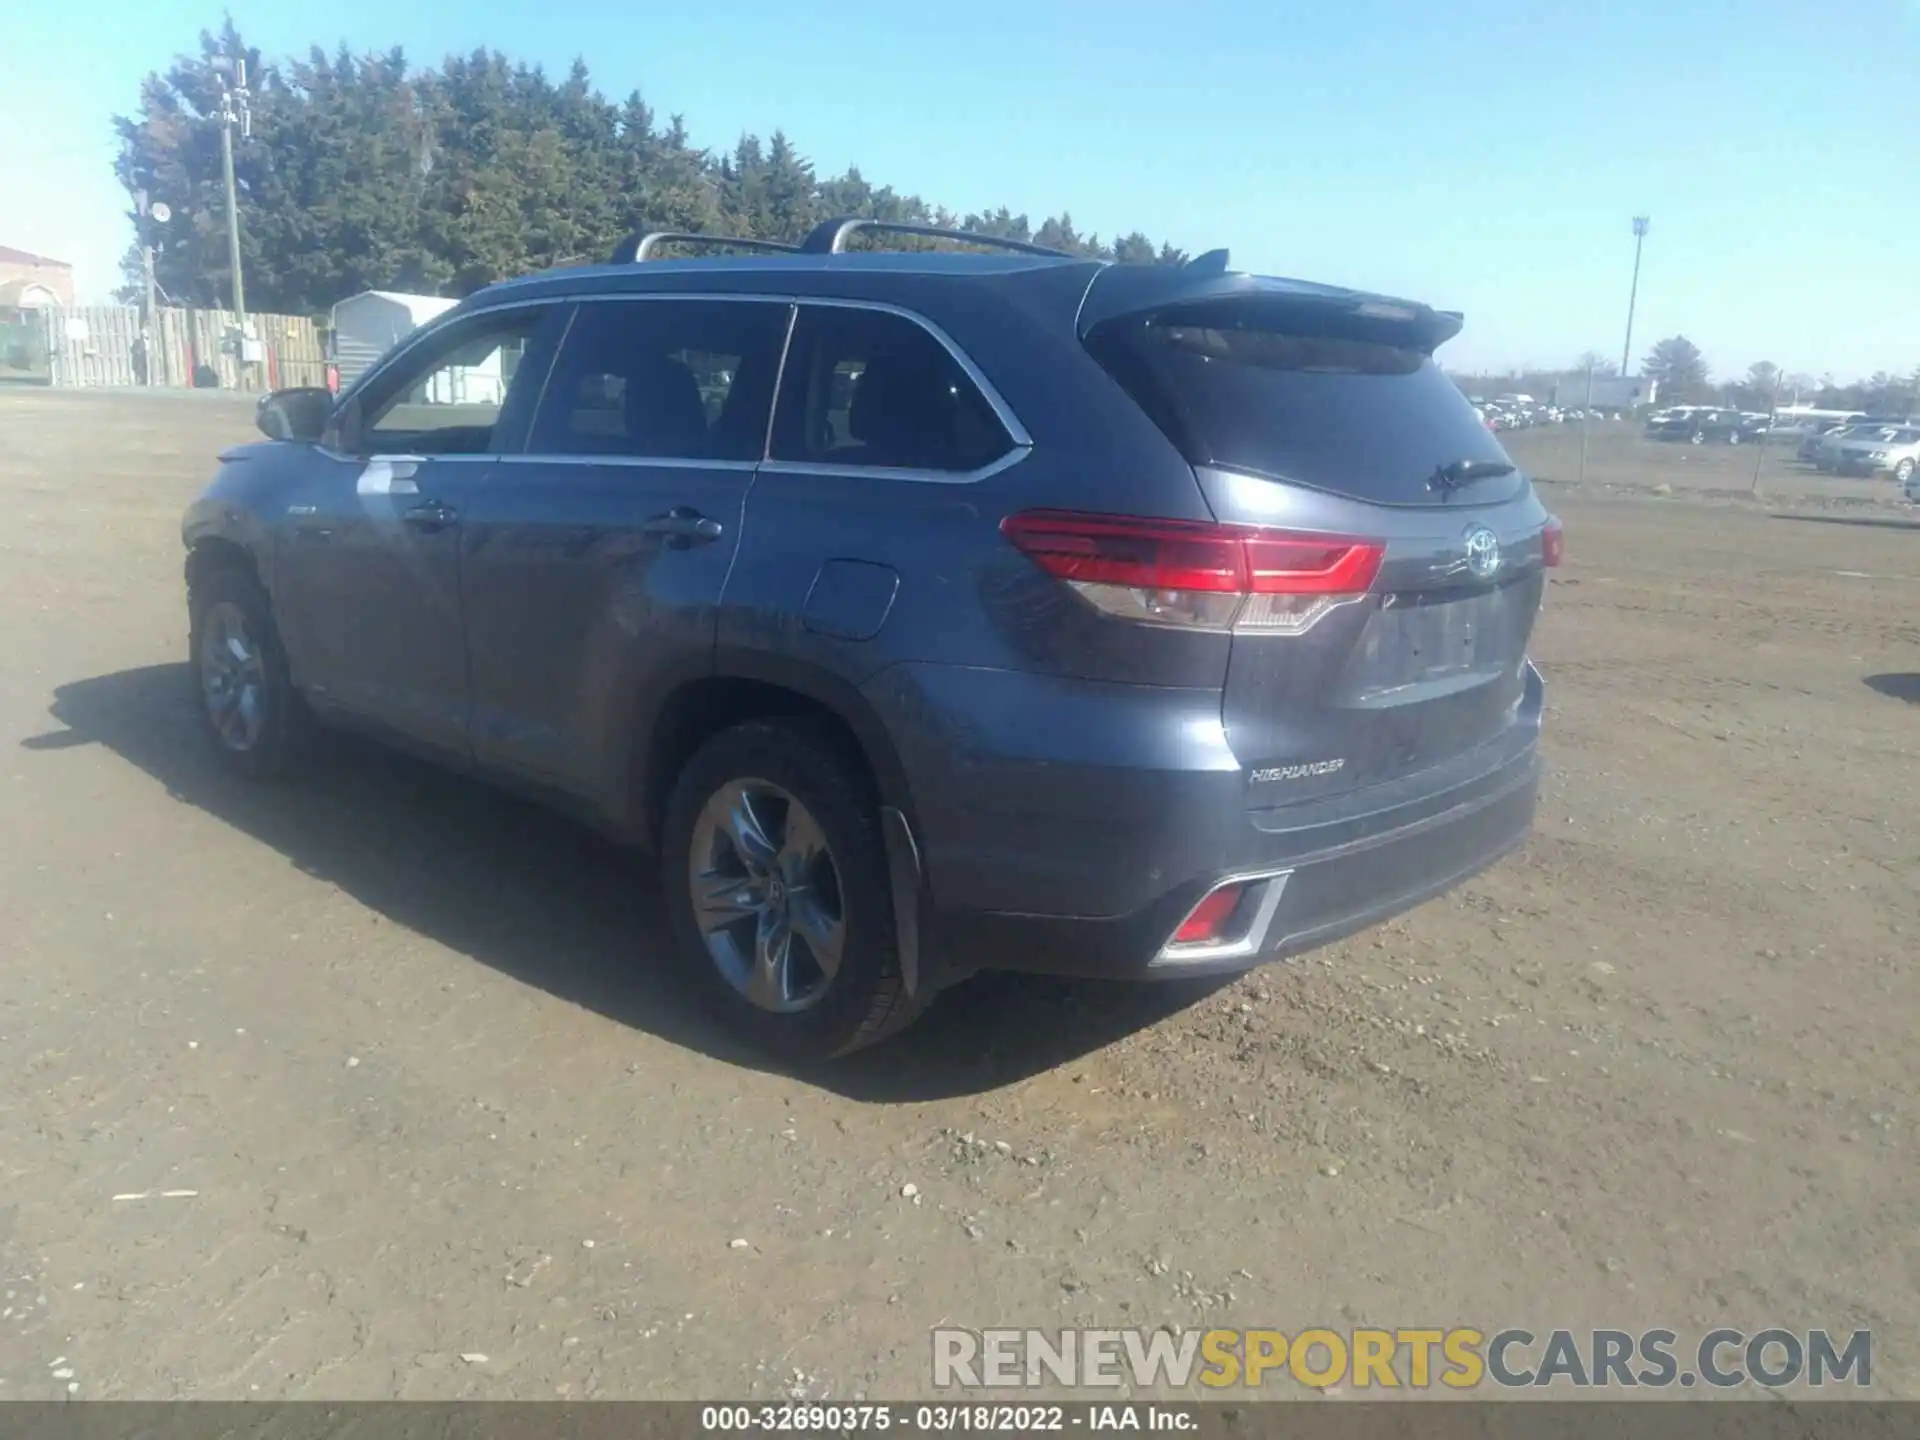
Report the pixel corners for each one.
[360,310,548,456]
[528,299,792,462]
[769,307,1013,474]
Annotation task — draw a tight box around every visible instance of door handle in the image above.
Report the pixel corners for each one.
[640,507,724,547]
[403,500,459,531]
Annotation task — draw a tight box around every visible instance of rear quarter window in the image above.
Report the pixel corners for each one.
[770,306,1014,476]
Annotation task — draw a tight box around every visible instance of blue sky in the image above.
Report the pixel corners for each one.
[3,0,1916,380]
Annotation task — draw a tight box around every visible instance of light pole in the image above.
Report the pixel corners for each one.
[211,54,252,384]
[1620,215,1649,376]
[135,190,165,385]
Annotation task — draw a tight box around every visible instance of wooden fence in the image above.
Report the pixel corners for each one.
[33,305,326,391]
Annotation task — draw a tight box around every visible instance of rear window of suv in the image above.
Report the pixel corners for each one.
[1087,301,1520,506]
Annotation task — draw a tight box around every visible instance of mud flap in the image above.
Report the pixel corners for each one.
[880,805,922,996]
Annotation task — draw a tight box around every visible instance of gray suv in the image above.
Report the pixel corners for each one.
[184,219,1557,1060]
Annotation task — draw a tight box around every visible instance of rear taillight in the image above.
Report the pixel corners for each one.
[1541,516,1564,568]
[1000,510,1384,635]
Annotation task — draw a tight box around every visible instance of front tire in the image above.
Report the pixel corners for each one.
[1895,458,1916,485]
[660,721,927,1061]
[187,563,307,779]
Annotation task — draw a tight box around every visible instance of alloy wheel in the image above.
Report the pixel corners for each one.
[199,600,268,752]
[687,779,847,1014]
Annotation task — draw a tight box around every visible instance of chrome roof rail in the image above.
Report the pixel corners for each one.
[799,217,1071,258]
[610,232,804,263]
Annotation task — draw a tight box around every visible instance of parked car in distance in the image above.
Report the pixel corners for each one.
[1826,425,1920,481]
[1771,414,1862,446]
[1809,421,1904,471]
[183,219,1556,1061]
[1797,422,1855,464]
[1646,407,1753,444]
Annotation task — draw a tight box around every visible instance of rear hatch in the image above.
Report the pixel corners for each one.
[1081,275,1555,808]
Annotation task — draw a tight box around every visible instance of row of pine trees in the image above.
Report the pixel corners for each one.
[115,21,1189,316]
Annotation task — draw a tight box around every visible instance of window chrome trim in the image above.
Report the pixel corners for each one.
[758,447,1031,488]
[441,289,1035,460]
[318,450,503,465]
[497,453,761,473]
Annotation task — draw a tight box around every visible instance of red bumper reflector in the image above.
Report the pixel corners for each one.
[1172,884,1246,945]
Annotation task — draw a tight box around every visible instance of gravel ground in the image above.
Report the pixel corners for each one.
[1,390,1915,1400]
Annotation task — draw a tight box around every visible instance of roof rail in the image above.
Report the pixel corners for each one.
[609,232,803,263]
[799,216,1071,258]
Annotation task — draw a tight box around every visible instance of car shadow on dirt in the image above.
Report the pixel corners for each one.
[22,664,1226,1102]
[1865,674,1920,704]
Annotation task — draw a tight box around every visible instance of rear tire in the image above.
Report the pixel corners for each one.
[660,720,927,1061]
[187,563,308,780]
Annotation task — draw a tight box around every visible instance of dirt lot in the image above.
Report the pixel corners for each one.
[1,390,1916,1400]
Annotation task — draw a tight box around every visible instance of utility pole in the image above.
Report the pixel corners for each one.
[1620,215,1649,377]
[1577,359,1594,488]
[142,246,159,376]
[136,189,161,386]
[213,54,253,386]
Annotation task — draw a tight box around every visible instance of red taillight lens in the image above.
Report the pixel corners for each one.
[1541,516,1564,568]
[1173,884,1246,945]
[1000,511,1246,591]
[1243,533,1385,595]
[325,364,340,395]
[1000,510,1384,634]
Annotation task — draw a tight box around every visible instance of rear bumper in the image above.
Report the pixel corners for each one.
[870,660,1545,986]
[930,744,1537,981]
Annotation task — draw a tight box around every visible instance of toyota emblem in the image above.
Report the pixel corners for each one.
[1463,526,1501,581]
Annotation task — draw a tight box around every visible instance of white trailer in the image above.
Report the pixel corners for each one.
[328,290,460,391]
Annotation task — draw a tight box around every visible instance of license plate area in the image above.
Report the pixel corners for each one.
[1351,584,1527,693]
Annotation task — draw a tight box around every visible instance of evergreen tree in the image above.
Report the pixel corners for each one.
[114,30,1191,313]
[760,131,817,243]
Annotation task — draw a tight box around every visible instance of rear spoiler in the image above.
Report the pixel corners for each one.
[1078,265,1465,353]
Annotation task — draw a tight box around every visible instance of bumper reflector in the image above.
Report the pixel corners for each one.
[1154,870,1293,967]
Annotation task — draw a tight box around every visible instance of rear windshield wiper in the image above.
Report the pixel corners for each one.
[1428,459,1516,496]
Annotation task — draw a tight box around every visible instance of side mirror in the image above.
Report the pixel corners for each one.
[256,387,335,444]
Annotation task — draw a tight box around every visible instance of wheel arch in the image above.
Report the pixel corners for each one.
[630,652,917,853]
[185,534,263,595]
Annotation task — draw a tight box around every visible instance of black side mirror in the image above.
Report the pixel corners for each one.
[256,387,335,444]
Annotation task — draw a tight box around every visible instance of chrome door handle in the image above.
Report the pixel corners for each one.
[403,500,458,530]
[640,507,724,547]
